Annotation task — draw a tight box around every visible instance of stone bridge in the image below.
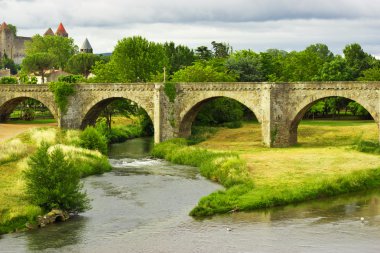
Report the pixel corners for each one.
[0,82,379,147]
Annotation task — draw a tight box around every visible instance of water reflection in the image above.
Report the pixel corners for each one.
[26,216,87,251]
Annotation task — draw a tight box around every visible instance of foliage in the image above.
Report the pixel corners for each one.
[99,36,169,82]
[22,52,57,84]
[0,76,18,84]
[24,143,90,213]
[89,61,121,83]
[358,67,380,81]
[6,24,17,36]
[226,50,265,81]
[25,34,77,69]
[21,108,35,121]
[355,140,380,154]
[66,53,101,78]
[211,41,233,58]
[171,60,237,82]
[48,81,75,113]
[19,74,37,84]
[164,82,176,102]
[0,54,18,75]
[164,42,195,75]
[58,74,84,83]
[343,43,375,79]
[79,126,108,154]
[195,98,245,125]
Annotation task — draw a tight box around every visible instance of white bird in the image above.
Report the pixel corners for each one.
[226,227,232,231]
[361,217,365,222]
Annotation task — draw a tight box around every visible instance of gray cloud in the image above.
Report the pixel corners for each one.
[1,0,380,57]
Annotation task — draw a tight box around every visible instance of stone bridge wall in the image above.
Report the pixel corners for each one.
[0,82,379,147]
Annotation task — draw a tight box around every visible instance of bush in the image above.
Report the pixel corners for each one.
[0,76,18,84]
[21,108,35,121]
[58,75,84,83]
[79,126,108,154]
[222,121,242,129]
[23,143,90,213]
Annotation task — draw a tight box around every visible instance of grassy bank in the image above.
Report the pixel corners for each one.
[152,120,380,217]
[0,128,111,234]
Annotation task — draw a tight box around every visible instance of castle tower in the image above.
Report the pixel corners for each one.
[44,28,54,36]
[0,22,14,60]
[55,23,68,37]
[80,38,93,53]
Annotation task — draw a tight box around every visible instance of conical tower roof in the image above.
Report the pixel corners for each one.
[81,38,93,50]
[80,38,93,53]
[44,28,54,36]
[55,22,68,37]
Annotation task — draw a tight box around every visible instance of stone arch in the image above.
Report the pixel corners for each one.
[178,95,262,138]
[288,94,379,145]
[80,96,154,129]
[0,96,58,122]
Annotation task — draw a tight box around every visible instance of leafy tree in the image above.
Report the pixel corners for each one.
[195,46,213,61]
[100,99,140,130]
[110,36,168,82]
[358,67,380,81]
[90,61,121,83]
[66,53,100,78]
[164,42,195,75]
[0,54,18,75]
[211,41,232,58]
[343,43,374,79]
[260,49,287,81]
[25,35,77,69]
[226,50,265,81]
[171,60,237,82]
[22,53,57,84]
[318,56,351,81]
[0,76,18,84]
[24,143,90,212]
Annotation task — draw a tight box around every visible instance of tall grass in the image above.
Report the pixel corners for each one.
[0,139,29,165]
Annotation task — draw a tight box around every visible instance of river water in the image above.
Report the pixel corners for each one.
[1,138,380,253]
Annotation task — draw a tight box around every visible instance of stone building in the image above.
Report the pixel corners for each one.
[0,22,31,64]
[0,22,70,65]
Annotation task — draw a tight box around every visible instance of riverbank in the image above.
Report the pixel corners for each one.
[0,127,112,234]
[0,122,57,142]
[152,120,380,216]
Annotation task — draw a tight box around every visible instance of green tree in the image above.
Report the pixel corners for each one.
[0,54,18,75]
[24,143,90,212]
[171,60,237,82]
[66,53,100,78]
[211,41,232,58]
[109,36,168,82]
[22,53,57,84]
[358,67,380,81]
[25,35,77,70]
[90,61,121,83]
[226,50,265,81]
[195,46,213,61]
[260,49,287,81]
[164,42,195,75]
[343,43,374,79]
[318,56,351,81]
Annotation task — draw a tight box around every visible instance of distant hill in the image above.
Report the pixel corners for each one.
[97,53,112,57]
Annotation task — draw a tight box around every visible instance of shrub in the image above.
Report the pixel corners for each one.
[79,126,108,154]
[0,76,18,84]
[58,75,84,83]
[48,81,75,113]
[21,108,35,121]
[23,143,90,213]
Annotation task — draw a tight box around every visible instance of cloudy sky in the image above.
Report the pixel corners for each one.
[1,0,380,57]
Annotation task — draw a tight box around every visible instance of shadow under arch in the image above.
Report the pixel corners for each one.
[80,97,154,130]
[178,96,260,138]
[0,97,58,122]
[288,95,378,145]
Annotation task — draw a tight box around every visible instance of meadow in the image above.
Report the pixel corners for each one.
[153,120,380,216]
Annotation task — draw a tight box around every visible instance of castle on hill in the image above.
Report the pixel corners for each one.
[0,22,93,65]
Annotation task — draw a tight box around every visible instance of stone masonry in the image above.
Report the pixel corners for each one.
[0,82,379,147]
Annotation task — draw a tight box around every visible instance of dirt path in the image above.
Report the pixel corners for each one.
[0,123,57,142]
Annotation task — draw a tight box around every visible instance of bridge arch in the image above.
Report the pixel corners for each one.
[178,95,262,138]
[80,96,154,129]
[0,96,58,122]
[288,94,379,145]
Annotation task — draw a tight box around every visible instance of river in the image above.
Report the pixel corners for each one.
[1,137,380,253]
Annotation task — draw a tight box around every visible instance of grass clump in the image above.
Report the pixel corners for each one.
[0,139,29,165]
[355,139,380,154]
[79,126,108,154]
